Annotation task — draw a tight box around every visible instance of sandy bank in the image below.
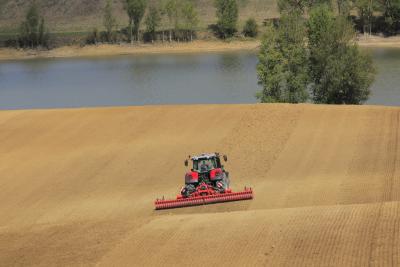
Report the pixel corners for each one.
[0,103,400,266]
[357,35,400,47]
[1,35,399,61]
[0,40,260,61]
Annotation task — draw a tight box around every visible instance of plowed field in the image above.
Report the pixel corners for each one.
[0,104,399,266]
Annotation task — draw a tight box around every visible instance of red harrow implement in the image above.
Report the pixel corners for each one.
[155,153,253,210]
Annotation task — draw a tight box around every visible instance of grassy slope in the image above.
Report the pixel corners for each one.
[0,0,278,33]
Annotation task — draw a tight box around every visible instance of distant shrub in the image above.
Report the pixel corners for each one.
[145,6,161,42]
[215,0,239,38]
[103,0,117,43]
[86,28,100,45]
[243,18,258,37]
[19,3,50,48]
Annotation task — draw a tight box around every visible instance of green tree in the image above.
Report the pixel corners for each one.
[19,2,49,48]
[181,0,199,41]
[38,18,44,45]
[164,0,180,41]
[382,0,400,34]
[215,0,239,38]
[145,6,161,42]
[277,0,330,14]
[257,12,309,103]
[103,0,117,42]
[308,5,375,104]
[256,26,284,102]
[243,18,258,37]
[125,0,147,43]
[87,27,100,45]
[38,18,49,46]
[354,0,374,35]
[277,0,308,13]
[337,0,351,15]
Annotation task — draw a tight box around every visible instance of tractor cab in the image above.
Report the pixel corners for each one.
[185,153,227,172]
[193,156,220,173]
[194,158,215,172]
[183,153,228,188]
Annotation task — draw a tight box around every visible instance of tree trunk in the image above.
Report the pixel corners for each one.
[130,19,133,44]
[369,22,372,36]
[169,29,172,42]
[369,0,373,36]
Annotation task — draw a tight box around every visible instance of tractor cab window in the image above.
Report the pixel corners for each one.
[193,158,217,172]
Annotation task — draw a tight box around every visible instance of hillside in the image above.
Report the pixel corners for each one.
[0,0,278,32]
[0,103,399,266]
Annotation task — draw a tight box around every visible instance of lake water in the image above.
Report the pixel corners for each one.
[0,48,399,109]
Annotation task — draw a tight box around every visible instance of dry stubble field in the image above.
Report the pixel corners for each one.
[0,103,399,266]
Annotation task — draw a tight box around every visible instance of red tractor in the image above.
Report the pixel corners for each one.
[155,153,253,210]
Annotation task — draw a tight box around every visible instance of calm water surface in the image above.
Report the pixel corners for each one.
[0,48,398,109]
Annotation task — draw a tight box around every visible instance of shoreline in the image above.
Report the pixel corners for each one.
[0,40,260,61]
[0,35,400,61]
[357,35,400,48]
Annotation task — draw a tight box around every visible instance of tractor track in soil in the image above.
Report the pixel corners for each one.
[0,104,399,266]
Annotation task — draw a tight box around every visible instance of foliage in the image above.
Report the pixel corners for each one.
[19,2,49,48]
[382,0,400,34]
[145,6,161,41]
[277,0,330,14]
[181,0,199,41]
[215,0,239,38]
[86,28,100,45]
[336,0,351,15]
[103,0,117,43]
[257,12,309,103]
[354,0,373,34]
[277,0,308,13]
[308,5,375,104]
[242,18,258,37]
[160,0,199,42]
[164,0,180,41]
[125,0,147,42]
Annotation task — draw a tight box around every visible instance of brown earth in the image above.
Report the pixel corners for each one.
[0,103,399,266]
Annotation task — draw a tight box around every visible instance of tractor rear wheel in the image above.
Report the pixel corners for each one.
[217,173,229,190]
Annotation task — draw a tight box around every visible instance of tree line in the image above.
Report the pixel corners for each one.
[277,0,400,35]
[16,0,259,48]
[349,0,400,35]
[12,0,400,48]
[257,3,376,105]
[103,0,257,43]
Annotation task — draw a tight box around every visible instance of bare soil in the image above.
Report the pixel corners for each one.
[0,104,399,266]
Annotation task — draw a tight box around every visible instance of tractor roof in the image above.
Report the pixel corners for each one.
[191,153,219,160]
